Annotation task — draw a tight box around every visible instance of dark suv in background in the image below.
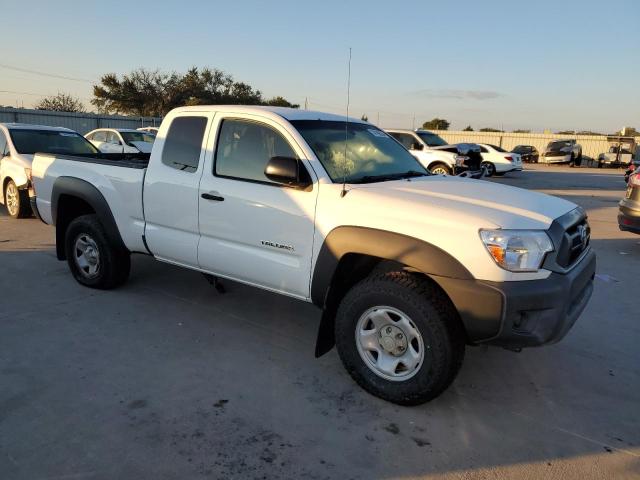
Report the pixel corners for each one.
[512,145,539,163]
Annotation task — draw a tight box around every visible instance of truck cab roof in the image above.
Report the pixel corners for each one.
[169,105,368,124]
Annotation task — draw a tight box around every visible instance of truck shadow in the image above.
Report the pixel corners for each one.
[1,245,638,479]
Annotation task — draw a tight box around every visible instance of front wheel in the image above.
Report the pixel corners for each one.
[4,180,31,219]
[429,163,451,175]
[335,271,465,405]
[64,214,130,289]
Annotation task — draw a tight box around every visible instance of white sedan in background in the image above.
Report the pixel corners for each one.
[477,143,523,177]
[85,128,155,154]
[137,127,159,135]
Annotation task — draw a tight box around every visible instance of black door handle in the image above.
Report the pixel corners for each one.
[201,193,224,201]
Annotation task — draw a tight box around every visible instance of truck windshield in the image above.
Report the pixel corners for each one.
[9,129,99,155]
[547,141,571,152]
[121,131,155,144]
[291,120,427,183]
[415,131,448,147]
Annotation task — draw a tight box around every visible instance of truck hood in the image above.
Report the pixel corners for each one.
[348,175,577,230]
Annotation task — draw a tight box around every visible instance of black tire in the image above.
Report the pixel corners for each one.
[482,161,495,177]
[64,214,130,289]
[4,179,31,219]
[429,163,451,175]
[334,271,465,405]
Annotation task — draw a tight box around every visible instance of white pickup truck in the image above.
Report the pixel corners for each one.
[31,106,596,405]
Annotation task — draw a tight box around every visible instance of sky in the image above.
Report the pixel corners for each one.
[1,0,638,133]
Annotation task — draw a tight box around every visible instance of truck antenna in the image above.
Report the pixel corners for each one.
[341,47,352,198]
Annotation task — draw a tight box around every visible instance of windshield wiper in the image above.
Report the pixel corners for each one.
[349,170,429,184]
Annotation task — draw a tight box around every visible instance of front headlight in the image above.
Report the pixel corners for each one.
[480,229,553,272]
[454,155,468,166]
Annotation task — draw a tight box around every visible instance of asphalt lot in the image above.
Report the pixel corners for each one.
[1,164,639,479]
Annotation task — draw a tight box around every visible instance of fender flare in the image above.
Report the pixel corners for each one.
[51,176,127,260]
[311,226,472,307]
[311,226,475,357]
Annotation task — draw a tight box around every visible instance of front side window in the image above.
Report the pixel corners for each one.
[161,116,208,173]
[9,129,98,155]
[415,131,448,147]
[215,119,297,183]
[292,120,426,183]
[106,131,121,144]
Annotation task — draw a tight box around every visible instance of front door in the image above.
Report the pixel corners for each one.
[197,115,318,299]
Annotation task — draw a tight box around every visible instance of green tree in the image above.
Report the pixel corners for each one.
[92,67,297,116]
[264,96,300,108]
[463,125,474,131]
[361,114,368,122]
[479,127,503,132]
[512,129,531,133]
[35,92,85,112]
[422,118,450,130]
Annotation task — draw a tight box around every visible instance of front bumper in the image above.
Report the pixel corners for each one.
[435,249,596,348]
[543,154,571,163]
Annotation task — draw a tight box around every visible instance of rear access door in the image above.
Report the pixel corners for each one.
[143,112,213,267]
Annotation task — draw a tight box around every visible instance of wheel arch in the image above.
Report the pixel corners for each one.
[311,226,473,357]
[427,160,452,173]
[52,177,127,260]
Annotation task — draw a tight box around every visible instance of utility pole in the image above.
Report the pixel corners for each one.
[304,97,308,110]
[377,112,380,125]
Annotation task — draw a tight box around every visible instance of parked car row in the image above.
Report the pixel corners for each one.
[385,129,524,178]
[385,129,484,177]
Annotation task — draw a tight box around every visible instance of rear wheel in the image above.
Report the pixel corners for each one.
[334,271,465,405]
[429,163,451,175]
[4,180,31,219]
[64,214,130,289]
[482,161,495,177]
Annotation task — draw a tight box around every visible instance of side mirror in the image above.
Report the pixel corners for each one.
[411,142,424,151]
[264,156,311,189]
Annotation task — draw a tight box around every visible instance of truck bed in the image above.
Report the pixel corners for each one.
[32,152,149,253]
[37,152,150,169]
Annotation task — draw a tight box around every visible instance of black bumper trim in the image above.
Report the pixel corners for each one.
[434,249,596,348]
